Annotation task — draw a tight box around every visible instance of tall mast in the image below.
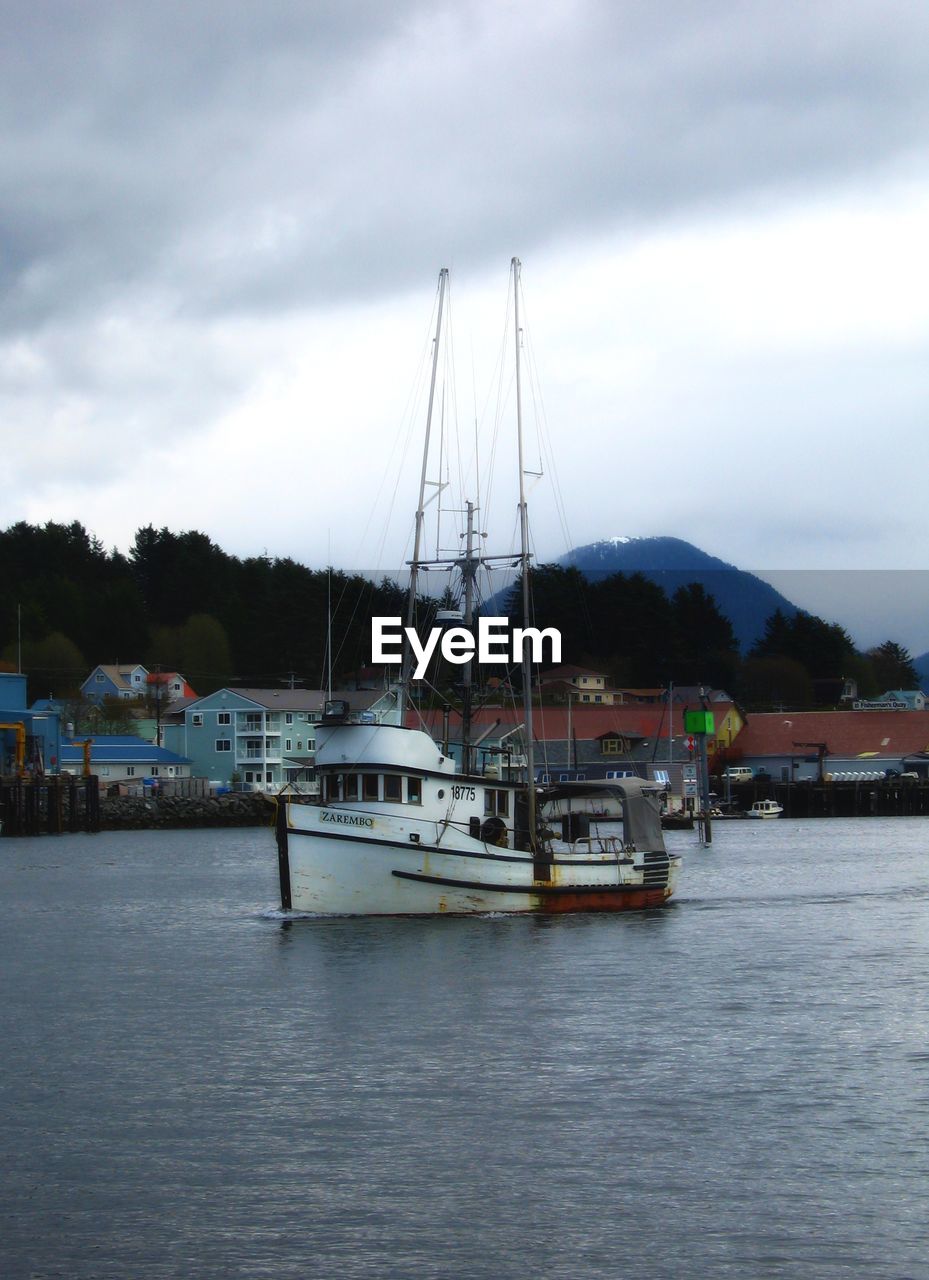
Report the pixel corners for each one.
[460,500,476,775]
[397,267,448,725]
[512,257,540,861]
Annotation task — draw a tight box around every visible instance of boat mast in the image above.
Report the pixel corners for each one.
[460,499,476,775]
[512,257,540,860]
[397,267,448,726]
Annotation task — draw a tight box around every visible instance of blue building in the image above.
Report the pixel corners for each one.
[59,735,191,786]
[0,672,63,775]
[162,686,393,792]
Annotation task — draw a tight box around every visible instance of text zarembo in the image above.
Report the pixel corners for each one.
[372,616,562,680]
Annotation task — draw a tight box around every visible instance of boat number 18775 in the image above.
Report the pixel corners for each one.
[452,785,476,801]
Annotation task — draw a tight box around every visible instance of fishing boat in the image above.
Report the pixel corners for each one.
[274,262,681,915]
[745,798,783,819]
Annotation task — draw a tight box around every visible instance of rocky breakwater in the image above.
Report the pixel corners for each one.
[101,791,277,831]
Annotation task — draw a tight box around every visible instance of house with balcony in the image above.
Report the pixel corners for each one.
[162,686,394,792]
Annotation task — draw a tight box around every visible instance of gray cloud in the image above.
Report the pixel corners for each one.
[3,0,927,332]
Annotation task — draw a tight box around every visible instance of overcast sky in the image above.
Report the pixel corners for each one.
[4,1,929,649]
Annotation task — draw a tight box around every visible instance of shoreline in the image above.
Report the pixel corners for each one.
[99,791,277,831]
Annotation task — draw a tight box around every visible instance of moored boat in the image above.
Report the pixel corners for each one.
[745,798,783,819]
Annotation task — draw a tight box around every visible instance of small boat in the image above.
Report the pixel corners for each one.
[274,262,682,915]
[745,799,784,819]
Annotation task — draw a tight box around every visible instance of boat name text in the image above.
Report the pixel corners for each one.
[321,812,375,828]
[371,616,562,680]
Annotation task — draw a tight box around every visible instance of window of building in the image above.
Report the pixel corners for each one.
[594,694,602,703]
[582,694,590,702]
[216,739,232,752]
[126,766,136,777]
[192,713,203,727]
[100,767,110,777]
[285,739,292,752]
[217,712,231,726]
[407,777,422,805]
[285,713,294,726]
[266,771,272,784]
[297,740,303,751]
[384,775,402,802]
[602,738,622,755]
[151,767,159,776]
[95,672,105,682]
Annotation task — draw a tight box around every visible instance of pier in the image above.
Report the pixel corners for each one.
[0,776,101,836]
[726,778,929,819]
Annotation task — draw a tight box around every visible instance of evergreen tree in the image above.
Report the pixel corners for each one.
[866,640,919,691]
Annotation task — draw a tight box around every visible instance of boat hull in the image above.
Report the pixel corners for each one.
[278,800,679,916]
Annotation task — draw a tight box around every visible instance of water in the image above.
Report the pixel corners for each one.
[1,819,927,1279]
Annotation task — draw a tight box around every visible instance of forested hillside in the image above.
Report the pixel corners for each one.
[1,521,920,710]
[0,522,406,698]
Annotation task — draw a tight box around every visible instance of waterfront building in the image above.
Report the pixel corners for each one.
[162,687,393,793]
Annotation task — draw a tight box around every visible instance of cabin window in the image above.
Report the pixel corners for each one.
[485,789,509,816]
[384,775,402,801]
[407,777,422,805]
[362,774,379,801]
[341,774,358,801]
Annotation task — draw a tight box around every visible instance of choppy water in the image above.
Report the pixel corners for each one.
[1,818,928,1279]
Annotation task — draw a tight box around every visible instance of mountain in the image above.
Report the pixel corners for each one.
[913,651,929,689]
[558,536,799,652]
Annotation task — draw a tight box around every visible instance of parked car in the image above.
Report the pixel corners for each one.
[723,766,754,782]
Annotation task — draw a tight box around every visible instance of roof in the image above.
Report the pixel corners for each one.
[197,687,385,712]
[735,710,929,759]
[60,735,191,765]
[539,664,608,680]
[410,701,735,744]
[85,664,148,690]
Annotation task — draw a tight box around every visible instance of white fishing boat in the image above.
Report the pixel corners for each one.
[274,261,681,915]
[745,798,784,819]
